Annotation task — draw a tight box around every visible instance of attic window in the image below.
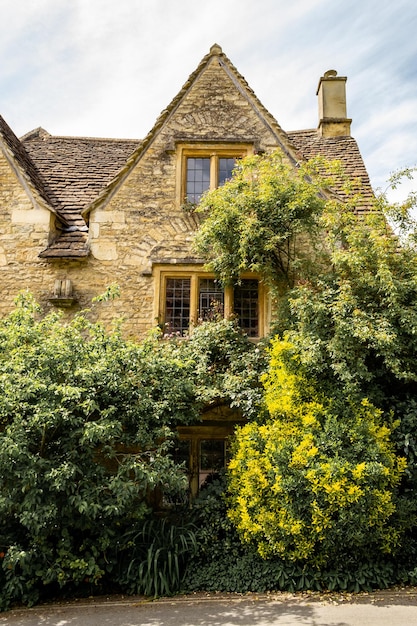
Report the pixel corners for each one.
[177,143,253,205]
[186,156,236,203]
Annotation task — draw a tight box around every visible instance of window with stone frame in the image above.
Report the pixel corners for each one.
[154,266,264,338]
[176,143,253,205]
[185,156,236,203]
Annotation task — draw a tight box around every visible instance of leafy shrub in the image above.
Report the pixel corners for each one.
[0,294,199,609]
[185,317,269,420]
[116,517,198,597]
[227,339,408,567]
[0,298,269,609]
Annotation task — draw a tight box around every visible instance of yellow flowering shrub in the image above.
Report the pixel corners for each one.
[227,339,407,566]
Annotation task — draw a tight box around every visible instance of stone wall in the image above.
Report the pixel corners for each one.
[0,148,56,316]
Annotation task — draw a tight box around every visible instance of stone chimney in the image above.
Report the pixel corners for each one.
[316,70,352,137]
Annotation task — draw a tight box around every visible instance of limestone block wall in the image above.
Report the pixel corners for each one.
[0,150,56,316]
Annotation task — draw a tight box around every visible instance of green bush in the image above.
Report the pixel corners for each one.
[116,517,198,597]
[227,339,408,567]
[0,294,198,609]
[2,293,415,606]
[185,317,268,420]
[0,298,268,609]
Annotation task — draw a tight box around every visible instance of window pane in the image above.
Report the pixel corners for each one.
[186,157,210,203]
[165,278,191,334]
[218,157,236,186]
[172,439,191,471]
[200,439,225,471]
[198,278,224,320]
[199,439,228,489]
[234,279,259,337]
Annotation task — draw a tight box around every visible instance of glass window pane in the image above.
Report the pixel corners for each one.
[198,278,224,320]
[218,158,235,186]
[200,439,225,471]
[165,278,191,334]
[186,157,210,203]
[199,439,226,488]
[234,279,259,337]
[172,439,191,471]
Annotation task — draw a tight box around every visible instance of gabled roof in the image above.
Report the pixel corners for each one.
[20,128,140,258]
[287,130,374,209]
[0,115,56,211]
[158,44,301,160]
[97,43,303,186]
[21,129,141,223]
[1,45,374,259]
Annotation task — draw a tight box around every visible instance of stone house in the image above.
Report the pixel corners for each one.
[0,44,374,495]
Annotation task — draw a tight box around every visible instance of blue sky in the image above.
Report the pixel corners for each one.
[0,0,416,199]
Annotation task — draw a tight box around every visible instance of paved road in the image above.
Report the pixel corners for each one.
[1,590,417,626]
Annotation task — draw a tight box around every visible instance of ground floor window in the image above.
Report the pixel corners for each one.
[173,409,244,500]
[199,439,227,486]
[172,435,231,498]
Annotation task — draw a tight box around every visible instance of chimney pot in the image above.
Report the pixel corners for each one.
[316,70,351,137]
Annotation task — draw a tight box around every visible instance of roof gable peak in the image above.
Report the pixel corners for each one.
[112,44,299,172]
[209,43,223,55]
[20,127,50,142]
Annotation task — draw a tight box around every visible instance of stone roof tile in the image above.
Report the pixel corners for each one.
[22,130,140,222]
[22,130,140,259]
[38,230,89,258]
[287,130,374,209]
[0,116,55,209]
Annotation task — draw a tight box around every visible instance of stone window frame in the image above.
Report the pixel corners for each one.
[153,264,267,338]
[175,142,253,206]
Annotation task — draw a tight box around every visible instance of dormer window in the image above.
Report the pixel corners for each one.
[177,143,253,205]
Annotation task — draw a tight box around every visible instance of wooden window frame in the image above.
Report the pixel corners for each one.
[176,426,236,499]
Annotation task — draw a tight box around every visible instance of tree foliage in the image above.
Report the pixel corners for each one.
[281,174,417,500]
[195,151,417,571]
[227,340,407,566]
[193,150,331,289]
[285,195,417,397]
[0,294,200,607]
